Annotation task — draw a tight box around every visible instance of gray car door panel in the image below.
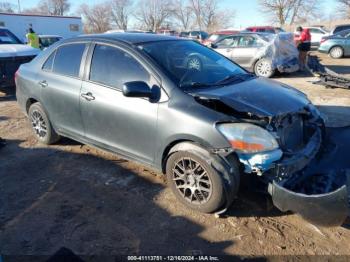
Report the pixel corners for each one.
[39,43,88,137]
[80,43,159,163]
[80,82,159,163]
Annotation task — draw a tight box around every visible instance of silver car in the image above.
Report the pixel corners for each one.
[211,33,298,78]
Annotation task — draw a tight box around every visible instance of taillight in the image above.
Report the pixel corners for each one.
[14,69,19,82]
[320,38,327,44]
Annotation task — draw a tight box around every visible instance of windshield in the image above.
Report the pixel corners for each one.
[0,29,22,44]
[138,40,247,89]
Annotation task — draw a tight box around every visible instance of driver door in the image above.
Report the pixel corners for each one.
[80,43,160,163]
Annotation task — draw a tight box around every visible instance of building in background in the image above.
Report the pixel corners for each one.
[0,12,82,42]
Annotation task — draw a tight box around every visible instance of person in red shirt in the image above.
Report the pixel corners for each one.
[295,26,311,70]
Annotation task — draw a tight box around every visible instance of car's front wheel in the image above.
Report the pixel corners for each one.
[166,150,239,213]
[329,46,344,59]
[28,102,60,144]
[254,58,275,78]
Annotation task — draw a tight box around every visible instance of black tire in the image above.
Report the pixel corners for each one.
[329,46,343,59]
[28,102,60,144]
[254,58,275,78]
[166,150,240,213]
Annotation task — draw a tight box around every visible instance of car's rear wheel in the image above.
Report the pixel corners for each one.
[329,46,343,59]
[166,150,239,213]
[254,58,275,78]
[28,102,60,144]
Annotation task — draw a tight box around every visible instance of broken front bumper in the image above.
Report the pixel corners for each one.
[267,128,349,226]
[269,180,348,227]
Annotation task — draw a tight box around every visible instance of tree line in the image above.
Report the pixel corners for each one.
[0,0,349,33]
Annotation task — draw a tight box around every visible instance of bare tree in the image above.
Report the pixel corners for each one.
[23,0,70,15]
[110,0,133,30]
[336,0,350,18]
[134,0,173,32]
[78,3,111,33]
[0,2,14,13]
[258,0,323,26]
[189,0,234,31]
[173,0,193,30]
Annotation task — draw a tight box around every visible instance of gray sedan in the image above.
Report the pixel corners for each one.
[15,33,347,225]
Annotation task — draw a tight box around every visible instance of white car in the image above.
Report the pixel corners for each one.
[0,27,40,87]
[294,26,330,46]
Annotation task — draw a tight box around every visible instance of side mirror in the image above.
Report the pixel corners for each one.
[122,81,160,101]
[210,43,218,49]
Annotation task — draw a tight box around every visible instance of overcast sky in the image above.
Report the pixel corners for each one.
[18,0,338,28]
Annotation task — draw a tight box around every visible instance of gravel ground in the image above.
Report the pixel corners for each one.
[0,53,350,257]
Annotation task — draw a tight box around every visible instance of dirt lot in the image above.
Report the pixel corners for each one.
[1,53,350,257]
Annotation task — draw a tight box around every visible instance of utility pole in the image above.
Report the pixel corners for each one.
[18,0,21,13]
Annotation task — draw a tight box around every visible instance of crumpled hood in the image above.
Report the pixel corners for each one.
[191,77,310,117]
[0,44,40,58]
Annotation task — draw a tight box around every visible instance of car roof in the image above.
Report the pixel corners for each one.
[77,33,180,44]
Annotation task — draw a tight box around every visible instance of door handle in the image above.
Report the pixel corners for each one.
[81,92,95,101]
[38,80,48,88]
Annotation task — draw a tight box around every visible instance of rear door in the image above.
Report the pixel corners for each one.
[39,42,88,137]
[80,43,160,163]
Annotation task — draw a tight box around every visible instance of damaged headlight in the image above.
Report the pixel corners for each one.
[217,123,279,153]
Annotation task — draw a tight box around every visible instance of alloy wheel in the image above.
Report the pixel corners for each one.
[256,59,272,77]
[31,110,48,138]
[172,157,212,204]
[330,47,343,59]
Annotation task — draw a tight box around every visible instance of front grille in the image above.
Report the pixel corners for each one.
[277,114,305,152]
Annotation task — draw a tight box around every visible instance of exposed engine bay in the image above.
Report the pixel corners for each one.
[194,93,349,226]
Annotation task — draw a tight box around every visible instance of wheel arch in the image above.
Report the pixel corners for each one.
[329,45,344,55]
[26,98,39,113]
[161,140,211,174]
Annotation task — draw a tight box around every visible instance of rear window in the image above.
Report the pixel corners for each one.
[52,43,86,78]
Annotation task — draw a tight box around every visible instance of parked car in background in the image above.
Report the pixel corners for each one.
[179,31,189,38]
[245,26,284,34]
[39,35,62,50]
[294,26,329,46]
[211,32,299,77]
[331,24,350,35]
[16,33,348,226]
[318,29,350,58]
[157,29,178,36]
[202,30,240,46]
[0,27,39,87]
[187,31,209,41]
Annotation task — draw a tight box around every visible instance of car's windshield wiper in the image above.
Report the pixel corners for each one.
[180,82,213,89]
[215,73,255,85]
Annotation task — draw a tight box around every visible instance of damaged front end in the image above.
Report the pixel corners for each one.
[199,95,349,226]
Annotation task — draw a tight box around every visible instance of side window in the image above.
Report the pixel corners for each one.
[42,51,56,71]
[52,43,86,78]
[89,44,149,89]
[217,36,239,48]
[238,36,258,47]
